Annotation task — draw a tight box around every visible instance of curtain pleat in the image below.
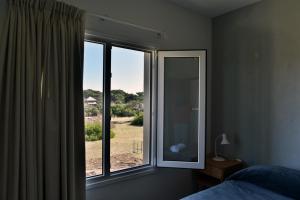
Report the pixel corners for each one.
[0,0,86,200]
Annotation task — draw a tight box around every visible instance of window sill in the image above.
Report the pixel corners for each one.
[86,166,156,190]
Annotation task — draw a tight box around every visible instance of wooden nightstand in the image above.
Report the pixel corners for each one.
[195,157,244,189]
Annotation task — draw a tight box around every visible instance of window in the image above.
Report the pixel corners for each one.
[83,37,207,182]
[84,39,152,178]
[110,46,151,172]
[84,42,104,177]
[157,51,206,169]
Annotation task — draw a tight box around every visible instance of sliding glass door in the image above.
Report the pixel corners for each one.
[157,51,206,169]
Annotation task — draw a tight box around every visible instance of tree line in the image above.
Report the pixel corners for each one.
[84,89,144,118]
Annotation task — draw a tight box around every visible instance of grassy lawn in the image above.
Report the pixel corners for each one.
[85,117,143,176]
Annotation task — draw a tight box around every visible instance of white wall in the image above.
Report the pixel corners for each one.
[212,0,300,170]
[72,0,211,50]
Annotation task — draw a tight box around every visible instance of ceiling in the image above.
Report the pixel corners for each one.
[167,0,261,17]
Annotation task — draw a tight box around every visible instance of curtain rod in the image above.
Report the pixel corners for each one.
[57,0,164,38]
[86,12,164,38]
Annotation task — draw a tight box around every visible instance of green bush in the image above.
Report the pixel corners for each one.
[130,113,143,126]
[111,104,136,117]
[85,123,115,141]
[85,107,99,117]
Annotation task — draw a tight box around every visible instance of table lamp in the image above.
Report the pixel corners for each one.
[213,133,230,161]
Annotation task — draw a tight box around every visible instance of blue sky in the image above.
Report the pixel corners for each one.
[83,42,144,94]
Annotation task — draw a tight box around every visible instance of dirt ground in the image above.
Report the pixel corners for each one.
[85,117,144,177]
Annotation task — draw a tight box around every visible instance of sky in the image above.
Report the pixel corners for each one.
[83,42,144,94]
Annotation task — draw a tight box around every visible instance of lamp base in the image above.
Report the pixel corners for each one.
[212,156,226,161]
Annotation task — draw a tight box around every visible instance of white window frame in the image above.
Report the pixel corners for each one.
[157,50,206,169]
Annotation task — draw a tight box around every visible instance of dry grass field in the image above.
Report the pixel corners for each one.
[85,117,144,176]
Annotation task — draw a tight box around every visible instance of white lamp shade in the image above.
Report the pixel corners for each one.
[221,133,230,145]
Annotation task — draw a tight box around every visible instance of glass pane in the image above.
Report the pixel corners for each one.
[84,41,103,177]
[163,57,199,162]
[110,46,150,172]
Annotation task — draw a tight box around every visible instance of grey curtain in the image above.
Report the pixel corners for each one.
[0,0,86,200]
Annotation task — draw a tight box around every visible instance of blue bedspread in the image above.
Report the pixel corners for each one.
[182,165,300,200]
[182,180,292,200]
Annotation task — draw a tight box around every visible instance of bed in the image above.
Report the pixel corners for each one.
[182,165,300,200]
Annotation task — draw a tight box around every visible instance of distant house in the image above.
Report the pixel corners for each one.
[85,97,97,106]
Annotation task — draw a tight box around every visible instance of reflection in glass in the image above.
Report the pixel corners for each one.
[163,57,199,162]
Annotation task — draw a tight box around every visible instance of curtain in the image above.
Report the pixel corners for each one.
[0,0,86,200]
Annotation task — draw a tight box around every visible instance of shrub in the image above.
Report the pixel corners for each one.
[111,104,136,117]
[130,113,143,126]
[85,123,115,141]
[85,107,99,117]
